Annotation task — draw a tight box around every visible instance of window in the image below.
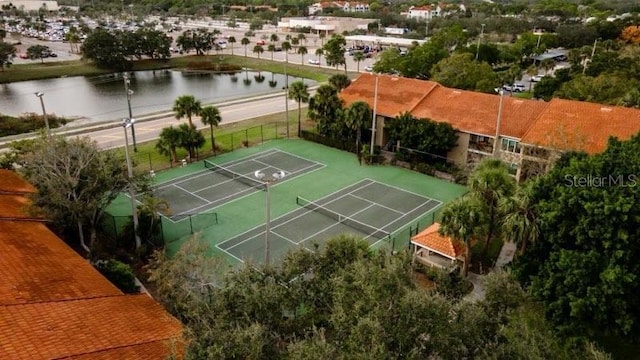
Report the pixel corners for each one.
[501,138,521,153]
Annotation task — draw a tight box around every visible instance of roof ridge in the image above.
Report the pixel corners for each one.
[49,337,183,360]
[0,293,128,307]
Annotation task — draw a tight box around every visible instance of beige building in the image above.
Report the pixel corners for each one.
[0,0,60,11]
[341,74,640,181]
[278,16,375,34]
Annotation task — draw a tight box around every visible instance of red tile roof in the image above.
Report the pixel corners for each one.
[411,223,465,259]
[0,170,183,359]
[0,295,183,360]
[341,73,440,118]
[412,86,549,138]
[521,98,640,153]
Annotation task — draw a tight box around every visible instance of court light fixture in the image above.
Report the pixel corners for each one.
[254,169,287,266]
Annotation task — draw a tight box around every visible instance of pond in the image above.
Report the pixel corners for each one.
[0,69,311,125]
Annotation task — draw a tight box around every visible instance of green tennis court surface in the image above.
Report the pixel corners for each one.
[153,148,324,221]
[218,179,441,264]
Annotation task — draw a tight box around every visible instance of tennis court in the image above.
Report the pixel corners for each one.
[153,149,324,221]
[218,179,441,264]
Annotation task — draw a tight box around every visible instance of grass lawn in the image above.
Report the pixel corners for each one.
[0,55,349,84]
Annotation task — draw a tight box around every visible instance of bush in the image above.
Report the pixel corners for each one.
[415,264,472,300]
[0,113,69,137]
[94,259,140,294]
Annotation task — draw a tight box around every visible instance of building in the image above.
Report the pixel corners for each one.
[340,74,640,180]
[308,1,369,15]
[278,16,375,35]
[0,0,60,11]
[411,222,466,270]
[407,5,441,20]
[0,169,184,359]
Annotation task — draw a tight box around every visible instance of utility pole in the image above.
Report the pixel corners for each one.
[425,15,430,37]
[284,61,289,138]
[123,74,138,152]
[476,23,486,61]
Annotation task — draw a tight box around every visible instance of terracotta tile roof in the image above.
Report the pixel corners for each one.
[411,223,465,259]
[0,194,35,219]
[0,169,35,194]
[341,73,440,118]
[520,98,640,153]
[411,86,549,138]
[0,221,122,306]
[0,170,183,359]
[410,5,433,11]
[0,295,183,360]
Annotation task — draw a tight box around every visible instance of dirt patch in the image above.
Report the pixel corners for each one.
[412,271,436,290]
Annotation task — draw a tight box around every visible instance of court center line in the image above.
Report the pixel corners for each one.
[173,184,213,204]
[346,193,405,216]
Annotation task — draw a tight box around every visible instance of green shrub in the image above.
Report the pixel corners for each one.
[94,259,140,294]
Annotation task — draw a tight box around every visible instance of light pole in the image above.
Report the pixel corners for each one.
[284,60,289,138]
[493,89,504,156]
[370,74,379,156]
[122,118,141,249]
[254,170,286,266]
[128,4,134,18]
[34,92,50,136]
[475,23,486,61]
[123,74,138,152]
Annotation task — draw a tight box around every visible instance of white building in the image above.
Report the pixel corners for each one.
[0,0,60,11]
[308,1,369,15]
[407,5,441,20]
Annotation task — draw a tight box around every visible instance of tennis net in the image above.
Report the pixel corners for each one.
[296,196,390,240]
[204,160,265,189]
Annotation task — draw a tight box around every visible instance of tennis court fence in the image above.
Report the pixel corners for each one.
[102,212,219,246]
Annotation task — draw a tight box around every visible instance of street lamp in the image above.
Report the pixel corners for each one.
[34,92,50,135]
[475,23,486,61]
[122,118,141,249]
[123,74,138,152]
[284,60,289,138]
[493,89,504,156]
[254,170,286,266]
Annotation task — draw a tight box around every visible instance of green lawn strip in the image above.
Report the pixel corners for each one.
[1,55,347,84]
[151,139,466,264]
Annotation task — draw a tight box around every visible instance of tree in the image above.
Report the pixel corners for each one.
[173,95,201,128]
[431,53,498,93]
[344,101,371,160]
[18,136,133,253]
[156,126,182,163]
[353,51,365,72]
[328,74,351,91]
[270,33,279,44]
[315,48,324,66]
[227,36,236,55]
[323,34,347,74]
[267,43,276,60]
[253,45,264,59]
[297,46,308,65]
[177,123,205,160]
[26,44,50,63]
[500,181,540,255]
[282,41,291,63]
[308,84,343,137]
[386,112,458,158]
[176,29,214,55]
[81,28,129,70]
[200,105,222,154]
[0,42,17,71]
[64,27,81,54]
[440,197,487,275]
[288,81,310,137]
[620,25,640,44]
[400,41,449,79]
[241,37,250,57]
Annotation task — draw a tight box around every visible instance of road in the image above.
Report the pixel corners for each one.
[0,89,315,149]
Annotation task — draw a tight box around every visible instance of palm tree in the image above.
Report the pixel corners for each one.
[177,123,205,160]
[156,126,182,163]
[540,58,555,75]
[253,45,264,59]
[282,41,291,63]
[228,36,236,55]
[137,194,170,246]
[173,95,201,128]
[297,33,306,45]
[500,181,540,255]
[241,37,250,57]
[353,51,365,72]
[344,101,372,157]
[267,44,276,60]
[329,74,351,91]
[319,31,326,46]
[291,37,299,47]
[315,48,324,67]
[270,33,279,45]
[439,197,488,276]
[288,81,310,137]
[200,106,222,154]
[467,159,516,256]
[297,46,308,65]
[526,64,538,91]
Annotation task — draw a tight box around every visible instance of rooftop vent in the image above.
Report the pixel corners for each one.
[600,107,613,112]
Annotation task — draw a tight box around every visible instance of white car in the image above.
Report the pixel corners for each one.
[308,58,320,65]
[364,65,373,72]
[531,75,545,82]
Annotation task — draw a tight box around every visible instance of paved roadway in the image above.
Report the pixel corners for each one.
[0,90,311,150]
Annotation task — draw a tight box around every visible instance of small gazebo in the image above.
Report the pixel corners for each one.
[410,222,466,271]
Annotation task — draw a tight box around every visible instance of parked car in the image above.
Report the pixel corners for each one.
[503,83,526,92]
[19,53,28,59]
[364,65,373,72]
[308,58,320,65]
[256,39,266,45]
[531,74,545,82]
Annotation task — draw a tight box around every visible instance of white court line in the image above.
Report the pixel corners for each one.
[294,203,379,245]
[347,193,405,216]
[173,184,213,204]
[222,181,378,251]
[273,148,328,168]
[362,177,437,202]
[370,199,443,249]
